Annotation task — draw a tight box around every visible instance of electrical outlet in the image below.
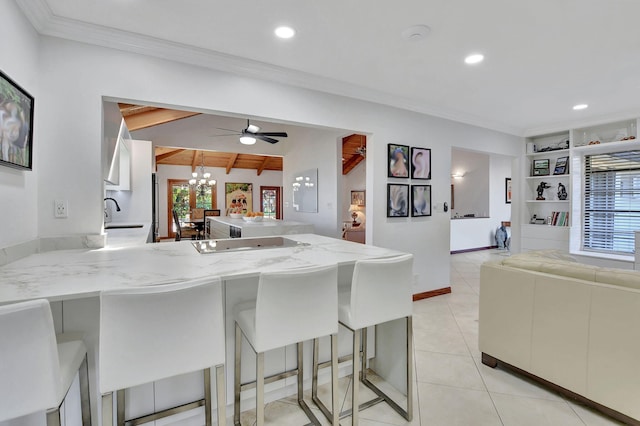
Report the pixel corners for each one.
[54,200,68,218]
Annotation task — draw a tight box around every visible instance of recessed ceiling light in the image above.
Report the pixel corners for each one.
[274,26,295,39]
[464,54,484,65]
[573,104,588,110]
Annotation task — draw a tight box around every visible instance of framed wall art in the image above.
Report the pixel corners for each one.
[532,159,550,176]
[0,69,34,170]
[553,156,569,175]
[351,190,365,206]
[387,184,409,217]
[411,147,431,180]
[505,178,512,204]
[411,185,432,217]
[388,144,409,178]
[225,182,253,214]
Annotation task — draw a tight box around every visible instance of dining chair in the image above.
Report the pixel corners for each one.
[173,210,198,241]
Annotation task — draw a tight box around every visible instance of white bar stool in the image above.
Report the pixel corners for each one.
[312,254,414,425]
[99,278,226,426]
[233,264,340,426]
[0,299,92,426]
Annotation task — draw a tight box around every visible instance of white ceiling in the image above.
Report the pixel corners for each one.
[16,0,640,136]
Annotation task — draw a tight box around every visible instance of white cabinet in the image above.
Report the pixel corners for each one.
[105,138,131,191]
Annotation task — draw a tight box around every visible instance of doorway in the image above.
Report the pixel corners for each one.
[167,179,217,239]
[260,186,282,219]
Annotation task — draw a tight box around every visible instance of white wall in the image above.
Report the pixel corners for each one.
[341,161,366,224]
[105,139,153,224]
[451,149,490,218]
[282,127,345,238]
[450,152,513,251]
[32,35,522,293]
[0,1,40,248]
[155,164,282,238]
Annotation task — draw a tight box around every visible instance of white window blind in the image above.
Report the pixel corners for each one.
[584,150,640,254]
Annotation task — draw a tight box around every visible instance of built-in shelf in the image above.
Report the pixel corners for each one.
[523,224,570,230]
[525,200,570,203]
[526,175,570,180]
[526,148,570,158]
[572,139,640,154]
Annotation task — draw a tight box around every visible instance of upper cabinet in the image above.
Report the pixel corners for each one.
[104,101,132,189]
[105,138,131,191]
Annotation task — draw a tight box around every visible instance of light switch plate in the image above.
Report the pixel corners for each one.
[54,200,68,218]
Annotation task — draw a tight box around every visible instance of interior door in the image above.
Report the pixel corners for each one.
[260,186,282,219]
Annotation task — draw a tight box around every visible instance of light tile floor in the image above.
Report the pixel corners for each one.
[237,250,625,426]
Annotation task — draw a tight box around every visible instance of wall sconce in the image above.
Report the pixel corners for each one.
[451,173,465,179]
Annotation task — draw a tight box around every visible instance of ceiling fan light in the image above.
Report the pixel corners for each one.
[246,124,260,133]
[240,136,257,145]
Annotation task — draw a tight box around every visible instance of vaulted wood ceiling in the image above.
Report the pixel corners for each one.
[342,134,366,175]
[119,103,200,131]
[156,147,282,175]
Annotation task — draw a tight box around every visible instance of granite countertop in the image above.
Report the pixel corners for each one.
[0,234,402,304]
[210,217,312,228]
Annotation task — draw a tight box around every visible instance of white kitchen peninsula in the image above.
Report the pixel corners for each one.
[0,234,408,425]
[208,216,314,239]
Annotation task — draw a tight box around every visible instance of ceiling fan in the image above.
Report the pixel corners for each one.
[212,119,288,145]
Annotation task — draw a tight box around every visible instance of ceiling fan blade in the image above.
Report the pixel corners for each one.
[214,127,240,133]
[257,132,288,137]
[255,134,279,144]
[209,133,240,137]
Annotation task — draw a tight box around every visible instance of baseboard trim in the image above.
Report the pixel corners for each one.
[481,353,640,426]
[413,287,451,301]
[450,245,498,255]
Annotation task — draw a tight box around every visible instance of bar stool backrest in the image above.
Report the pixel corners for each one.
[254,264,338,353]
[0,299,61,422]
[348,254,414,330]
[99,278,225,394]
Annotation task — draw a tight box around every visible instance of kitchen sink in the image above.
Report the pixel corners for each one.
[192,237,308,254]
[105,224,144,229]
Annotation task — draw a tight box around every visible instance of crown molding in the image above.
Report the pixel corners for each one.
[16,0,523,136]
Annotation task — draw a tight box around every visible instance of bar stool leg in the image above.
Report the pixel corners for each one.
[116,390,125,426]
[330,333,339,426]
[351,328,360,426]
[256,352,265,426]
[215,364,227,426]
[79,355,92,426]
[102,393,113,426]
[233,323,242,426]
[406,316,414,422]
[204,368,212,426]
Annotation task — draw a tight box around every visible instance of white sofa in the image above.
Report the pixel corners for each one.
[479,250,640,424]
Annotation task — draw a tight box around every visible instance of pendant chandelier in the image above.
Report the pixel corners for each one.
[189,152,216,195]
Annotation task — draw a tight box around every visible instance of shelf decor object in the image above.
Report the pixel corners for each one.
[388,144,409,178]
[553,156,569,175]
[411,185,431,217]
[387,183,409,217]
[0,69,34,171]
[410,147,431,180]
[505,178,512,204]
[533,159,550,176]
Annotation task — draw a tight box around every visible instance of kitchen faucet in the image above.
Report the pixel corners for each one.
[104,197,121,223]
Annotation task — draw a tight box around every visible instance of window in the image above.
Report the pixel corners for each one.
[583,150,640,254]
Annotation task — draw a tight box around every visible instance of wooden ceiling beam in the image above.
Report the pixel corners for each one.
[155,148,187,162]
[122,108,201,131]
[226,153,238,174]
[343,154,364,175]
[257,157,269,176]
[191,150,199,173]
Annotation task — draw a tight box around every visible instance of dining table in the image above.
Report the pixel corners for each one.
[185,219,205,239]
